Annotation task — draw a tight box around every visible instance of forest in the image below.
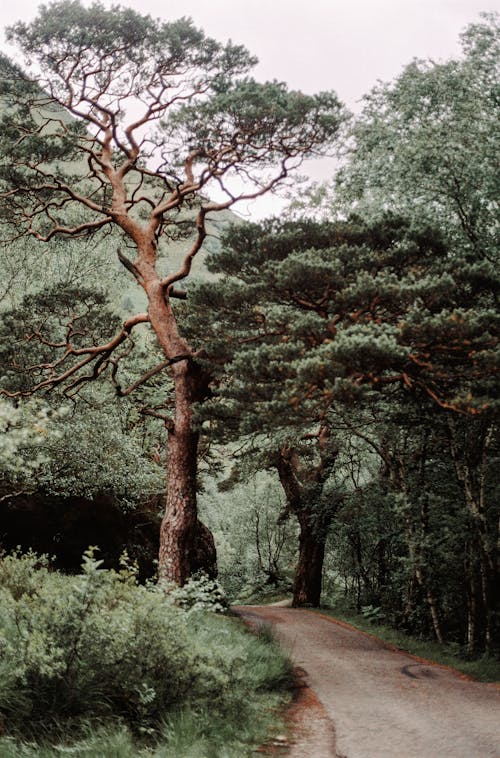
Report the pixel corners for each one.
[0,3,498,755]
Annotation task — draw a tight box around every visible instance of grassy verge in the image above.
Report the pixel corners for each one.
[233,584,292,606]
[0,699,286,758]
[317,606,500,683]
[0,616,291,758]
[0,552,292,757]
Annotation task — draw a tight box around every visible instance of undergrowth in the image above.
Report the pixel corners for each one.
[0,550,292,756]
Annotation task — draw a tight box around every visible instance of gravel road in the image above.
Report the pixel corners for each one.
[235,605,500,758]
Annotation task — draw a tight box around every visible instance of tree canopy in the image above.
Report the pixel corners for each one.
[0,0,345,584]
[190,215,498,419]
[334,13,499,258]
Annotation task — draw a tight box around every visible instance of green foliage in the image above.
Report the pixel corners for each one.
[189,210,498,609]
[0,399,58,482]
[32,395,163,502]
[168,573,228,614]
[0,266,166,504]
[7,2,254,97]
[0,286,121,394]
[191,213,497,429]
[0,551,292,754]
[334,13,499,259]
[170,81,343,171]
[0,550,194,732]
[361,605,385,623]
[199,472,297,601]
[322,407,500,652]
[0,0,345,592]
[0,392,162,504]
[0,727,140,758]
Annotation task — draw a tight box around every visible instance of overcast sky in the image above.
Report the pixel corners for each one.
[1,0,496,217]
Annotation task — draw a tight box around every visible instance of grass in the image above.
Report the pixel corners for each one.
[317,605,500,683]
[0,551,293,758]
[0,614,291,757]
[0,615,292,758]
[0,699,288,758]
[234,583,293,606]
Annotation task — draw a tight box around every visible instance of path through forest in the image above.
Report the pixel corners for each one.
[234,606,500,758]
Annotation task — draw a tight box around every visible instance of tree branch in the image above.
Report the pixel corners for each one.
[0,313,149,398]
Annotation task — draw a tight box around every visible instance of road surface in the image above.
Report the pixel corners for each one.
[235,605,500,758]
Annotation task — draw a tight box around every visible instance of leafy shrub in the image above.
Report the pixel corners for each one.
[0,551,208,735]
[167,572,228,614]
[0,550,292,753]
[361,604,386,623]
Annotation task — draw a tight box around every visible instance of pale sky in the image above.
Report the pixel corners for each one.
[1,0,497,217]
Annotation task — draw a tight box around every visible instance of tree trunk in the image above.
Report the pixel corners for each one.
[158,359,213,585]
[447,419,498,652]
[275,440,339,609]
[292,510,326,607]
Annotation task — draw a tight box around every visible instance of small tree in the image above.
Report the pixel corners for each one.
[0,1,343,583]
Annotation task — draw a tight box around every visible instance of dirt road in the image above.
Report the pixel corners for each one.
[235,605,500,758]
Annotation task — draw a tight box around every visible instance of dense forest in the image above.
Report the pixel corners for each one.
[0,3,498,755]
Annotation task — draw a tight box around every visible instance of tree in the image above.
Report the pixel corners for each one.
[303,14,500,642]
[0,0,343,583]
[193,212,498,421]
[326,402,499,653]
[185,14,499,628]
[273,434,343,607]
[334,13,499,261]
[187,210,498,608]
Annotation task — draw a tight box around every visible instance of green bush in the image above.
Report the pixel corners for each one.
[167,572,228,614]
[0,550,292,754]
[0,550,200,733]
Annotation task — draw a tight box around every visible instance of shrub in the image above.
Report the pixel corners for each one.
[0,551,207,735]
[167,572,228,614]
[0,550,292,754]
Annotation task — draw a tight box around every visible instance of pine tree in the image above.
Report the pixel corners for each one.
[187,214,498,607]
[0,1,343,583]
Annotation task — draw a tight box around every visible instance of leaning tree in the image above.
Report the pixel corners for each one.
[0,1,343,583]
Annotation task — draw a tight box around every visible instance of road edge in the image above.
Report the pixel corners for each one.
[308,609,500,690]
[233,606,340,757]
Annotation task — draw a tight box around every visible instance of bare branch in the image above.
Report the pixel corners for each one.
[111,359,171,397]
[160,207,208,290]
[138,406,174,430]
[117,247,144,285]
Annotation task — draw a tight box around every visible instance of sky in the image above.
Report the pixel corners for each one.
[0,0,497,217]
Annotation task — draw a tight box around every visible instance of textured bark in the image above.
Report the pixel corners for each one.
[276,441,338,608]
[293,512,326,607]
[158,359,211,585]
